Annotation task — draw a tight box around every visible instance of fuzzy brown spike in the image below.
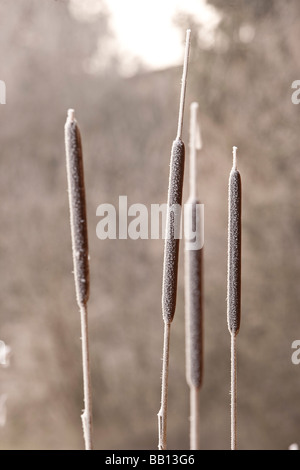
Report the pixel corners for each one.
[162,138,185,324]
[185,198,203,389]
[227,166,242,336]
[65,109,90,306]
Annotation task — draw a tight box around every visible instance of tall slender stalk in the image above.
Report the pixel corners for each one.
[65,109,93,450]
[231,333,237,450]
[158,322,171,450]
[227,146,242,451]
[158,29,191,451]
[189,386,199,450]
[184,102,203,450]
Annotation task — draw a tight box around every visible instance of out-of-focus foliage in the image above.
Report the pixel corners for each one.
[0,0,299,450]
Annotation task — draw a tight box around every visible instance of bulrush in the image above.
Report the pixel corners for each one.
[158,29,191,451]
[65,109,93,450]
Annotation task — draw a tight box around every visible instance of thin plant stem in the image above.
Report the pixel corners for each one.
[190,386,199,450]
[158,321,171,451]
[80,303,93,450]
[188,102,201,200]
[176,29,191,140]
[231,333,237,451]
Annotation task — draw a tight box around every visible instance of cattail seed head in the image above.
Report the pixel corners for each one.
[65,110,90,306]
[162,138,185,324]
[227,167,242,336]
[185,198,203,388]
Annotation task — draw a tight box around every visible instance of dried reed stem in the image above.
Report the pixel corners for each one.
[190,386,199,450]
[189,102,202,199]
[158,29,191,450]
[176,29,191,140]
[231,333,237,451]
[158,322,171,450]
[65,109,93,450]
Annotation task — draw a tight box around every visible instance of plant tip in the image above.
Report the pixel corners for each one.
[176,28,191,139]
[232,146,238,170]
[68,108,75,122]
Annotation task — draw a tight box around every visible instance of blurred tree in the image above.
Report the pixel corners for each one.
[0,0,109,74]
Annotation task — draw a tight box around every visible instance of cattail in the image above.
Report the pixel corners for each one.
[162,138,185,323]
[184,102,203,450]
[158,29,191,451]
[227,146,242,451]
[65,109,93,450]
[227,147,241,336]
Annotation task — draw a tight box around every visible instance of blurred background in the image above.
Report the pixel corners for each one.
[0,0,299,450]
